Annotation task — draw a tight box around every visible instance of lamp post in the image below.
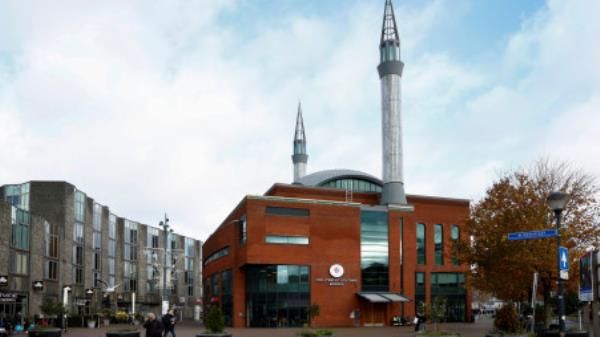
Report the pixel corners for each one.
[159,214,170,315]
[547,191,569,337]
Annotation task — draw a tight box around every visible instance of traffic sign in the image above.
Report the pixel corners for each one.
[559,246,569,270]
[507,229,558,241]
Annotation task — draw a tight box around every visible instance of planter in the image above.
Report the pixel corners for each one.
[196,333,232,337]
[28,328,62,337]
[543,331,589,337]
[87,321,96,329]
[106,331,140,337]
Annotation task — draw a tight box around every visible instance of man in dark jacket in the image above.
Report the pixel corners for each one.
[144,313,163,337]
[162,310,176,337]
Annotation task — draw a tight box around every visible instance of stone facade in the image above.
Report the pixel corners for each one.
[0,181,202,321]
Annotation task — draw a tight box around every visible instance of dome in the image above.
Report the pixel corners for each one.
[295,169,383,193]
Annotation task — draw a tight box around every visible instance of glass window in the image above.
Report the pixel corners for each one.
[221,270,232,326]
[11,252,28,275]
[109,258,115,275]
[3,183,30,210]
[430,272,467,322]
[360,210,389,292]
[109,214,116,239]
[265,206,310,217]
[435,224,443,265]
[93,203,102,231]
[246,265,310,327]
[451,225,460,266]
[320,178,382,193]
[265,235,309,245]
[204,247,229,266]
[11,208,30,250]
[212,274,219,296]
[239,216,247,245]
[73,223,84,243]
[74,190,85,222]
[73,267,83,284]
[417,223,426,265]
[45,260,58,280]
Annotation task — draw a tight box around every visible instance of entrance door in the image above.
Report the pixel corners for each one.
[363,303,386,326]
[0,294,28,323]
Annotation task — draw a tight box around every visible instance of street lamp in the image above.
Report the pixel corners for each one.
[159,214,170,315]
[547,191,569,337]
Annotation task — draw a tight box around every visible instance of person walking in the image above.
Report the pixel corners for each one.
[162,310,177,337]
[143,313,163,337]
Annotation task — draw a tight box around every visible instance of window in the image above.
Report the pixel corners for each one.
[212,274,219,296]
[73,223,84,243]
[417,223,426,265]
[73,267,83,284]
[204,247,229,266]
[360,210,389,292]
[435,224,443,265]
[415,272,426,314]
[11,207,30,250]
[93,203,102,230]
[73,246,83,265]
[74,190,85,222]
[4,183,30,210]
[265,206,310,217]
[109,214,116,239]
[239,216,247,245]
[221,270,233,326]
[265,235,309,245]
[45,260,58,280]
[45,222,59,258]
[430,273,467,322]
[320,178,383,193]
[11,252,28,275]
[451,225,460,265]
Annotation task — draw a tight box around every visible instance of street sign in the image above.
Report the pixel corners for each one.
[508,229,558,241]
[559,247,569,270]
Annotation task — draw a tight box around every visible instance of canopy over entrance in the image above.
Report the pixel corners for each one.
[356,292,411,303]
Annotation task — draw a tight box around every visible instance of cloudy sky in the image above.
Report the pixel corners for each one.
[1,0,599,241]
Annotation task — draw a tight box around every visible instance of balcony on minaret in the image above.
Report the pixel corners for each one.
[380,41,400,63]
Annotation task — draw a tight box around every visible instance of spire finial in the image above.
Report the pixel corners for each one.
[294,102,306,143]
[380,0,399,45]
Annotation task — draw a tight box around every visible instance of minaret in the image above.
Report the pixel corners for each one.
[378,0,407,205]
[292,102,308,182]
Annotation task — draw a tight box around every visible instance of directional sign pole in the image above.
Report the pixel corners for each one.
[555,211,566,337]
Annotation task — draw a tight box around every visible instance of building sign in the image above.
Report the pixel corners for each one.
[316,264,357,286]
[329,264,345,278]
[579,252,593,301]
[0,292,17,303]
[0,275,8,287]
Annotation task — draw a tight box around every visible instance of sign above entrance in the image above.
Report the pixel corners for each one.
[329,264,345,278]
[0,292,18,303]
[0,275,7,287]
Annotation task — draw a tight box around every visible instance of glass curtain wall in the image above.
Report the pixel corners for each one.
[430,273,466,322]
[246,265,310,327]
[221,270,233,326]
[416,224,426,265]
[73,190,85,285]
[92,203,102,287]
[4,183,30,210]
[124,220,138,292]
[108,214,117,286]
[451,226,460,266]
[360,210,389,291]
[434,224,443,265]
[185,238,195,296]
[147,228,160,293]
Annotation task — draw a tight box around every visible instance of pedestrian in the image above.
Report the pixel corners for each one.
[414,313,422,332]
[162,310,177,337]
[143,313,163,337]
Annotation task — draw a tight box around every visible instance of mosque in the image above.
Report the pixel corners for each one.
[202,0,471,327]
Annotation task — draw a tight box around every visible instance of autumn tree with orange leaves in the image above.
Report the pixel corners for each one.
[454,160,600,325]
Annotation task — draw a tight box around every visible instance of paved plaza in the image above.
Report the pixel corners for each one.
[41,319,494,337]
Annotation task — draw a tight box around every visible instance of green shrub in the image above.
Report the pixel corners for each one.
[315,329,333,336]
[205,305,225,333]
[494,303,520,333]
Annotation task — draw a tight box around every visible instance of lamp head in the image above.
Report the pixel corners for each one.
[547,191,569,212]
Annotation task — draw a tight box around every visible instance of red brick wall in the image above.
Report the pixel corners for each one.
[202,185,472,327]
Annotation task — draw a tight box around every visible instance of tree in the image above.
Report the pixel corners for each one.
[454,159,600,326]
[308,304,320,327]
[205,304,225,333]
[430,296,447,331]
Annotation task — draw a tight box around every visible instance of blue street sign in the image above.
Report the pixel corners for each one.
[507,229,558,241]
[559,246,568,271]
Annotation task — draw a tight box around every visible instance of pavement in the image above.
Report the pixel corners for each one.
[38,318,494,337]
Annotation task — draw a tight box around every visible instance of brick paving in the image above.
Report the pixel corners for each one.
[33,318,493,337]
